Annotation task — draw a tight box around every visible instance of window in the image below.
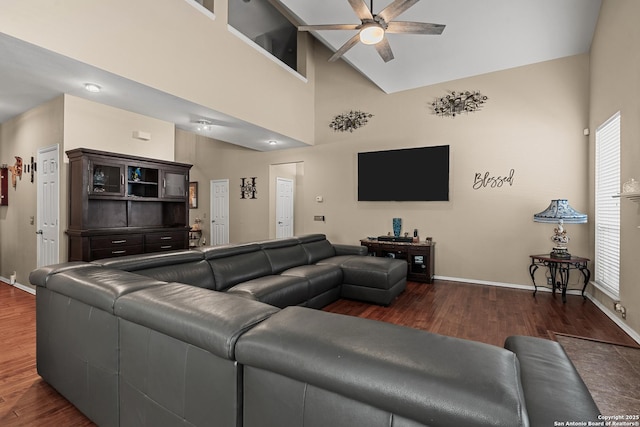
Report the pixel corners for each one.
[594,112,621,297]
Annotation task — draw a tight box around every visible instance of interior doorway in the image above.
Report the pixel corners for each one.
[276,177,294,238]
[210,179,229,246]
[37,144,60,267]
[270,162,304,239]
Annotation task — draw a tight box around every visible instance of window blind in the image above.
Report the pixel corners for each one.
[594,112,620,297]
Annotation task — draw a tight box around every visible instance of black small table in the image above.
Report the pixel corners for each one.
[529,254,590,303]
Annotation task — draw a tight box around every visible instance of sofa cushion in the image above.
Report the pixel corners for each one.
[261,238,309,273]
[297,234,337,264]
[236,307,529,427]
[201,244,272,291]
[115,283,279,359]
[94,250,214,290]
[325,256,407,290]
[281,264,343,297]
[45,267,166,313]
[227,275,309,308]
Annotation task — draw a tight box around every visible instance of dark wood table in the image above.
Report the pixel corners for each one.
[529,254,590,303]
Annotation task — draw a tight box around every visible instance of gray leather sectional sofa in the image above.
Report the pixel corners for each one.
[30,234,600,427]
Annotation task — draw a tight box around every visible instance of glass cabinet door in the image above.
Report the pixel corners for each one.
[162,170,187,199]
[90,160,125,196]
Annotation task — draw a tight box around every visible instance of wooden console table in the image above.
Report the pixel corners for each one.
[361,239,435,283]
[529,254,590,303]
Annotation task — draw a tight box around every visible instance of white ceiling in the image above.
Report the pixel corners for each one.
[279,0,602,93]
[0,0,601,151]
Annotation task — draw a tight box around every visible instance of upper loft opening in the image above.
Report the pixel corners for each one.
[228,0,299,73]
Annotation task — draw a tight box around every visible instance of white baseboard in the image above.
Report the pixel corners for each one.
[434,275,584,296]
[585,293,640,345]
[0,276,36,295]
[434,275,640,345]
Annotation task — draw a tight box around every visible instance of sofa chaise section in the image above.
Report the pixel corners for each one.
[236,306,529,427]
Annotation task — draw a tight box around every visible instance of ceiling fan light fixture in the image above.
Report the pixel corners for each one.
[359,23,384,45]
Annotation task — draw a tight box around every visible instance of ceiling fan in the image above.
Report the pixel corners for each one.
[298,0,445,63]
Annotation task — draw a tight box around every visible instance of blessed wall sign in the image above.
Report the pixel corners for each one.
[473,169,515,190]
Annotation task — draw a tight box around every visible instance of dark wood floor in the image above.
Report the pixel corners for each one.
[0,279,636,425]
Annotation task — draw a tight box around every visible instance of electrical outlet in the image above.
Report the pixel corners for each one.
[547,277,553,286]
[614,302,627,319]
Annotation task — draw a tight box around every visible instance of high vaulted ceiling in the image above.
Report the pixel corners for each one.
[0,0,601,150]
[278,0,602,93]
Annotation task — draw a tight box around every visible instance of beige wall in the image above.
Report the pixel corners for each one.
[0,95,175,288]
[0,96,64,287]
[589,0,640,335]
[177,50,591,290]
[63,95,175,161]
[0,0,316,145]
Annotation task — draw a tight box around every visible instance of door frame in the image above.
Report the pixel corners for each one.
[275,176,294,238]
[210,179,229,245]
[37,144,60,268]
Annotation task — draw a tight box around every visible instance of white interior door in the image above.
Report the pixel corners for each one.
[276,177,294,238]
[210,179,229,245]
[37,144,60,267]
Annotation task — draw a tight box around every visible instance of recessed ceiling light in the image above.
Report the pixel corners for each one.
[268,140,277,145]
[84,83,101,93]
[195,119,213,131]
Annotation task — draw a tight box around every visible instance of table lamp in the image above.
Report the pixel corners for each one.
[533,199,587,259]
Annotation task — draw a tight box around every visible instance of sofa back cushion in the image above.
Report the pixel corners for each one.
[298,237,336,264]
[94,250,215,290]
[260,238,309,273]
[201,244,272,291]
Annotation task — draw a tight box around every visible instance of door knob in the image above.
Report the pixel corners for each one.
[36,230,43,235]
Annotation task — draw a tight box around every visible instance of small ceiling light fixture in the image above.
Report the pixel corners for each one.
[84,83,101,93]
[195,119,213,131]
[329,110,373,133]
[359,22,385,45]
[268,140,278,145]
[432,90,488,117]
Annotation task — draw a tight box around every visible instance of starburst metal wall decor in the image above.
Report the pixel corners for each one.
[432,91,488,117]
[329,110,374,132]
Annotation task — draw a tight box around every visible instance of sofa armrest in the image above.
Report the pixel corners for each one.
[504,336,600,426]
[333,244,367,256]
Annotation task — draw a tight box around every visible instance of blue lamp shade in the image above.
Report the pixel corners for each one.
[533,199,587,224]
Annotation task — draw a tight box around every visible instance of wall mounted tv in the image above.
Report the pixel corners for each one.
[358,145,449,201]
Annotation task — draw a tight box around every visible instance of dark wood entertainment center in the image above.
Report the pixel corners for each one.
[360,238,435,283]
[66,148,192,261]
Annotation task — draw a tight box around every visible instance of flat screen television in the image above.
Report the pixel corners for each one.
[358,145,449,201]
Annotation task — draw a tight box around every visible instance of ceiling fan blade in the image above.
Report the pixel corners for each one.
[378,0,419,23]
[386,21,446,35]
[375,37,394,62]
[329,32,362,62]
[299,24,360,31]
[348,0,374,21]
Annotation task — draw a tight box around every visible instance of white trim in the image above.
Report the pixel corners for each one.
[227,25,308,83]
[434,275,584,296]
[0,277,36,295]
[183,0,216,20]
[586,293,640,345]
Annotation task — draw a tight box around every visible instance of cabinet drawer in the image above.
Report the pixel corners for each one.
[91,245,144,260]
[90,234,144,249]
[145,230,186,244]
[145,241,186,253]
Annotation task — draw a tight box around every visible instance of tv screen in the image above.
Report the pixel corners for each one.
[358,145,449,201]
